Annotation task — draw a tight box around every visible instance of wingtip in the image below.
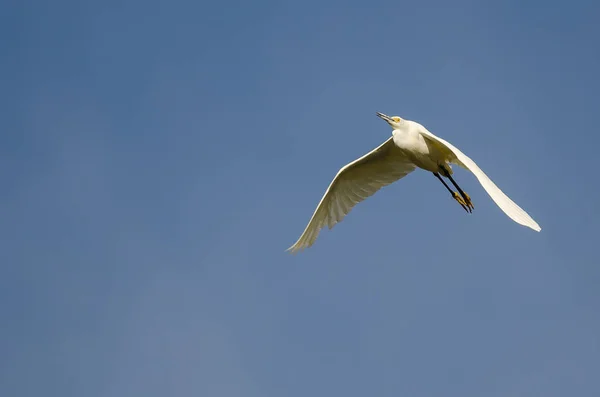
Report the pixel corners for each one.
[527,221,541,232]
[285,244,299,254]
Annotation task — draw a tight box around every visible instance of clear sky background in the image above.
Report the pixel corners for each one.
[2,0,600,396]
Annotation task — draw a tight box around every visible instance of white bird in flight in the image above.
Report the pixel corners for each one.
[287,112,541,253]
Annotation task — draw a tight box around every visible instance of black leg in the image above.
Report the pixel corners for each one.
[433,172,470,213]
[439,167,474,212]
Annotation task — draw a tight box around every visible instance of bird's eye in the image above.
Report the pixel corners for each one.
[392,117,401,122]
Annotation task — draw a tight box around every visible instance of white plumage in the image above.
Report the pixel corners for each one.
[287,113,541,254]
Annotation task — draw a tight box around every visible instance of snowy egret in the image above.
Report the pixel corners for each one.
[286,112,541,253]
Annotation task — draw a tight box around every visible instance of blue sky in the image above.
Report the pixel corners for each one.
[2,0,600,396]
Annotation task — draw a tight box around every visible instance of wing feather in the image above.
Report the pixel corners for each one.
[419,127,541,232]
[287,137,416,253]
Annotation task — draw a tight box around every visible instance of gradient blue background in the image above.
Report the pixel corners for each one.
[2,0,599,396]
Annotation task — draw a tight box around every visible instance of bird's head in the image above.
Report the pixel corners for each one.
[376,112,404,129]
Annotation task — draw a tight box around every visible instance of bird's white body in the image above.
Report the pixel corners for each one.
[287,113,541,253]
[392,120,453,175]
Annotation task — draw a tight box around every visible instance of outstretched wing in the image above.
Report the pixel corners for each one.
[287,137,416,253]
[419,126,541,232]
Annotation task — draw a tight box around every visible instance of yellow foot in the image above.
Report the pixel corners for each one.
[452,192,472,213]
[462,192,474,212]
